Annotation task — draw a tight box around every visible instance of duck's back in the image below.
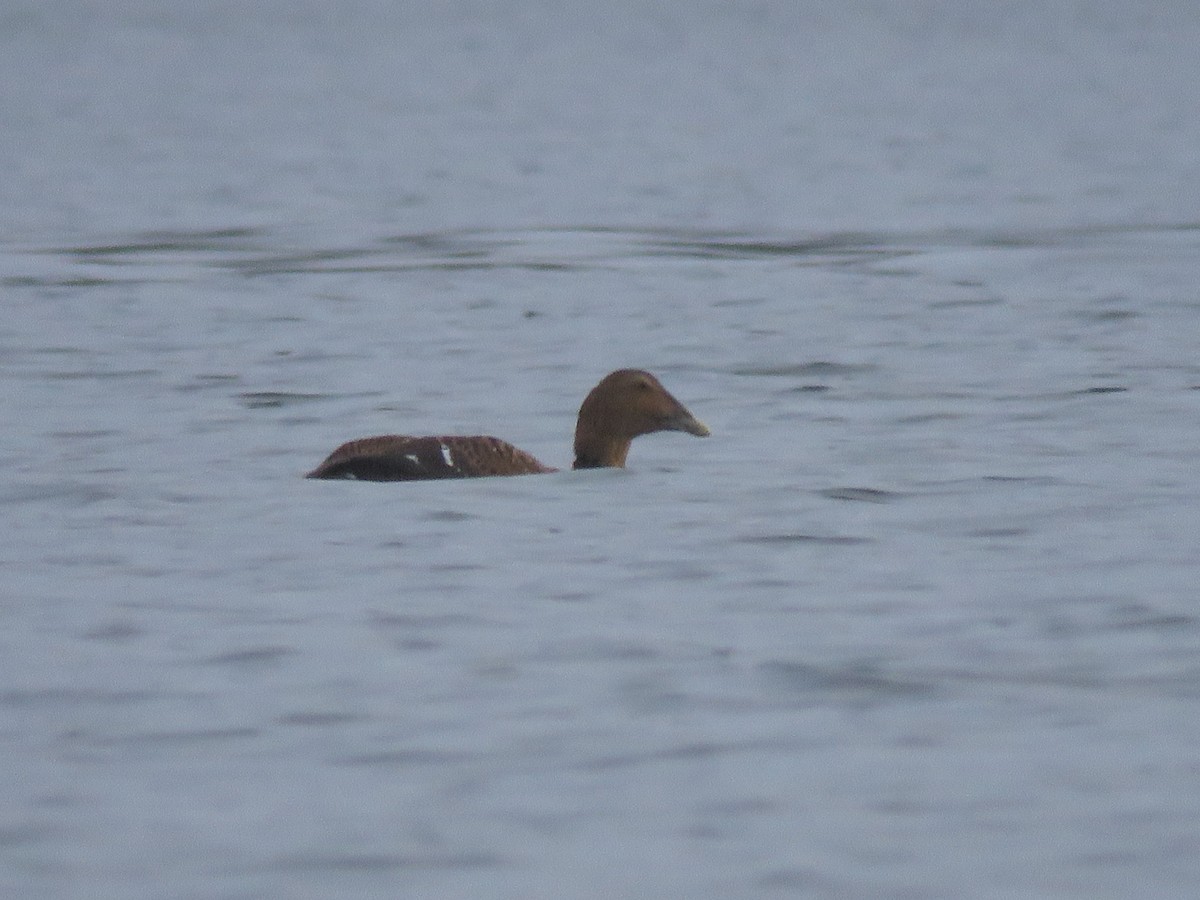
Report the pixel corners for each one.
[306,434,555,481]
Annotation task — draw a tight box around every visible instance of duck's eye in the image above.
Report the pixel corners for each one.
[636,378,652,391]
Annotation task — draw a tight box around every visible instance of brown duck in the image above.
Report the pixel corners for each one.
[306,369,710,481]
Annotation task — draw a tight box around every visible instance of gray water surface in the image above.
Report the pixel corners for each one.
[3,3,1200,898]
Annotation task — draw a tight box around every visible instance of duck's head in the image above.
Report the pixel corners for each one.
[573,369,709,469]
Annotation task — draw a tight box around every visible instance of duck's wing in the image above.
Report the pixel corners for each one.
[306,435,556,481]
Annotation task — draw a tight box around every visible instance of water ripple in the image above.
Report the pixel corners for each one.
[758,660,936,703]
[738,533,873,546]
[268,850,504,872]
[33,221,1200,278]
[818,487,903,503]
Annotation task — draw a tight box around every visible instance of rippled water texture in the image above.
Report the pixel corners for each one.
[3,3,1200,898]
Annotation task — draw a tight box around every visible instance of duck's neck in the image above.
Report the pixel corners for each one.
[572,434,632,469]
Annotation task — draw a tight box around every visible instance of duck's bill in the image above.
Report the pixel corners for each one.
[672,411,711,437]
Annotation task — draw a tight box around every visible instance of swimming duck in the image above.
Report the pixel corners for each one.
[306,369,709,481]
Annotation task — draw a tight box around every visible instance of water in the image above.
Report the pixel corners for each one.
[3,3,1200,898]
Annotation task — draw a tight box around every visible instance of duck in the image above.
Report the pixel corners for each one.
[306,369,710,481]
